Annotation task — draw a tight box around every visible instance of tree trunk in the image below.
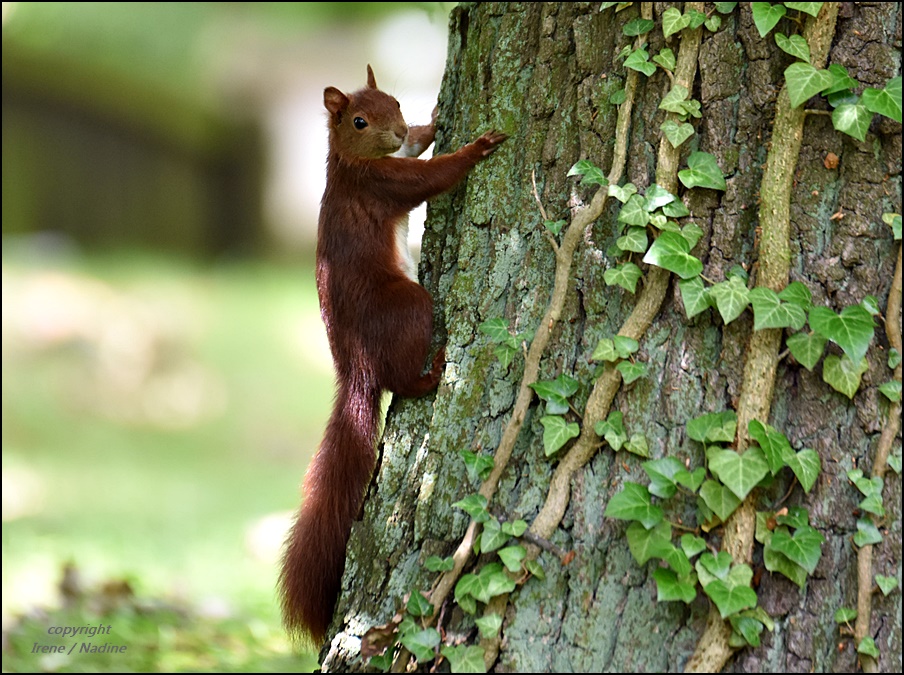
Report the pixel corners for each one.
[322,3,901,672]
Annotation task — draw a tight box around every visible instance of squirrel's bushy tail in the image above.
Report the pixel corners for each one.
[279,378,381,645]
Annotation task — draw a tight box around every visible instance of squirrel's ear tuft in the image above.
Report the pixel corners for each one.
[366,64,377,90]
[324,87,349,119]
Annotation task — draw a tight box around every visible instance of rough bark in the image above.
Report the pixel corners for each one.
[322,3,902,672]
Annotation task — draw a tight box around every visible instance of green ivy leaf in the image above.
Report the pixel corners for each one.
[610,88,627,105]
[675,467,706,492]
[853,518,883,547]
[875,575,899,596]
[887,452,902,474]
[779,280,813,310]
[684,8,707,28]
[475,613,503,639]
[764,541,809,588]
[617,360,648,384]
[681,534,708,559]
[478,518,509,553]
[540,415,580,456]
[617,226,649,253]
[494,344,517,369]
[626,520,674,565]
[860,295,881,316]
[643,457,685,499]
[730,616,765,648]
[643,231,704,279]
[822,354,869,399]
[501,519,528,537]
[544,219,566,236]
[776,505,811,529]
[479,318,514,345]
[861,76,902,123]
[679,277,711,319]
[604,262,643,294]
[661,119,696,148]
[618,194,651,227]
[784,62,835,108]
[834,607,857,624]
[643,184,677,211]
[687,410,737,444]
[453,494,490,523]
[709,276,751,324]
[624,432,650,457]
[857,637,880,659]
[749,287,807,330]
[470,563,517,603]
[707,447,770,500]
[659,84,691,113]
[592,338,618,362]
[678,151,727,190]
[425,555,454,572]
[663,199,690,218]
[696,551,733,585]
[680,223,704,250]
[400,628,441,663]
[653,567,698,603]
[704,14,722,32]
[604,482,664,529]
[595,411,627,451]
[714,3,738,14]
[461,450,495,483]
[751,3,787,37]
[441,645,486,673]
[652,48,676,71]
[823,63,859,95]
[832,102,872,141]
[497,545,527,573]
[530,373,580,415]
[784,2,824,17]
[699,479,742,521]
[769,526,824,574]
[775,33,811,62]
[786,331,827,370]
[407,589,435,617]
[622,17,655,36]
[662,7,690,37]
[624,48,657,77]
[879,380,902,402]
[704,576,758,618]
[747,419,792,475]
[809,305,874,364]
[784,448,821,493]
[567,159,608,186]
[608,182,637,203]
[883,212,902,240]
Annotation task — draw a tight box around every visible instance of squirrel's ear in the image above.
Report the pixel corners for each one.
[324,87,349,118]
[366,64,377,90]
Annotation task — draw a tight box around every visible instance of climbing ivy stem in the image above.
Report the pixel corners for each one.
[685,4,840,672]
[855,242,902,673]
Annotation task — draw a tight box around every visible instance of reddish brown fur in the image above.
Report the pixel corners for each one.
[278,66,506,645]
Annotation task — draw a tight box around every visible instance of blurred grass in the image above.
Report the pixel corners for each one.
[2,246,333,671]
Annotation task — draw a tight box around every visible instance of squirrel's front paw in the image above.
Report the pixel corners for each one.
[475,130,508,157]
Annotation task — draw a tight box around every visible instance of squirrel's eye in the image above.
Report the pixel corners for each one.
[353,117,368,130]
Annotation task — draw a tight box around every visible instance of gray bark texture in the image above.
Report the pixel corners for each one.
[321,2,901,672]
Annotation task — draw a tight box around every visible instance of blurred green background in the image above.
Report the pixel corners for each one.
[2,2,453,671]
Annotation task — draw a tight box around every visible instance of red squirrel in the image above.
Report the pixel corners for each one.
[279,65,507,645]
